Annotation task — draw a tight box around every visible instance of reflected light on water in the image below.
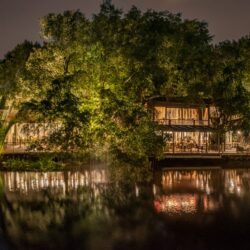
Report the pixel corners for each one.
[2,168,250,216]
[1,168,250,249]
[153,169,250,215]
[2,170,107,196]
[162,170,212,192]
[154,194,197,214]
[224,170,243,195]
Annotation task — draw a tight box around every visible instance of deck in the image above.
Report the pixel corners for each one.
[155,152,250,168]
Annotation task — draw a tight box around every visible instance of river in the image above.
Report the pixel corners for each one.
[0,167,250,249]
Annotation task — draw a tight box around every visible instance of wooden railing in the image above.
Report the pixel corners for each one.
[155,119,209,126]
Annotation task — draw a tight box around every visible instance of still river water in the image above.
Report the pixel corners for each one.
[0,167,250,250]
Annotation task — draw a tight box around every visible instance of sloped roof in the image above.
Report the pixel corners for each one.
[150,96,213,107]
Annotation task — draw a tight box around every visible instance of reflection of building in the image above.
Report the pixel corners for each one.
[2,169,249,215]
[161,170,212,193]
[223,170,242,194]
[153,170,222,215]
[154,194,198,214]
[152,97,244,153]
[153,169,250,215]
[2,170,107,199]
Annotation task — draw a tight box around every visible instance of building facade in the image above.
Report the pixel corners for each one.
[152,97,243,153]
[1,97,247,153]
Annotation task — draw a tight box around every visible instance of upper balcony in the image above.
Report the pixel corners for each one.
[155,118,209,126]
[153,104,210,128]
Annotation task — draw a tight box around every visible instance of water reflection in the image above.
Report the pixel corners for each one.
[154,170,216,214]
[3,170,107,196]
[161,170,213,193]
[1,168,250,249]
[224,170,243,194]
[153,169,250,215]
[0,169,156,250]
[154,194,198,214]
[2,168,250,214]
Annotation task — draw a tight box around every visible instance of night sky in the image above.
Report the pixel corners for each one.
[1,0,250,59]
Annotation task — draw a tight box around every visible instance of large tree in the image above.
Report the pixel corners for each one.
[5,1,250,160]
[19,3,168,161]
[208,38,250,150]
[0,41,39,152]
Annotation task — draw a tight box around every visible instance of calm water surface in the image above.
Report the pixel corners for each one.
[1,167,250,250]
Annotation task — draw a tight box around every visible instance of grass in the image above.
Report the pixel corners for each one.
[0,155,64,171]
[0,151,104,171]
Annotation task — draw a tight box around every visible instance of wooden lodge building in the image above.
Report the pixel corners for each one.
[152,97,244,154]
[0,97,247,154]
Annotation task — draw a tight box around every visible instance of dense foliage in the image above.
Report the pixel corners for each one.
[0,41,39,153]
[1,0,250,161]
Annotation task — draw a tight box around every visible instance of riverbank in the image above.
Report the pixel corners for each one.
[2,152,250,171]
[0,152,106,171]
[156,153,250,168]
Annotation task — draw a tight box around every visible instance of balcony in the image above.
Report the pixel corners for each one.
[155,119,209,126]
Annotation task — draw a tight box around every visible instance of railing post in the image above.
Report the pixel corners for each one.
[172,132,175,153]
[205,132,208,153]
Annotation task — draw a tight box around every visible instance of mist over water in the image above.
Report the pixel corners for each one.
[0,167,250,250]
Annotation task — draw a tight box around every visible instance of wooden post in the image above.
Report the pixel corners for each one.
[224,133,226,152]
[181,132,183,152]
[205,132,208,153]
[198,132,201,153]
[172,132,175,154]
[218,133,221,153]
[181,108,183,124]
[208,132,211,152]
[13,124,17,152]
[37,124,40,140]
[208,106,210,126]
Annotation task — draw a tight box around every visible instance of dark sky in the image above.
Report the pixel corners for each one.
[1,0,250,59]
